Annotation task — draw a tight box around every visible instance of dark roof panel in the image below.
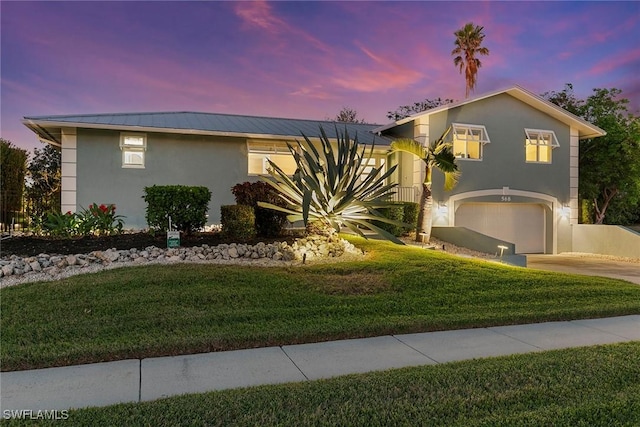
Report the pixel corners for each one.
[23,111,390,145]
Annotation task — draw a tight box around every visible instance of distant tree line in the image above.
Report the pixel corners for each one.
[0,140,60,230]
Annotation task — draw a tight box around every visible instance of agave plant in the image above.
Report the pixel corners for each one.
[257,126,407,243]
[391,127,459,243]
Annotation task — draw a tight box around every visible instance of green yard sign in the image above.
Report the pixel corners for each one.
[167,231,180,248]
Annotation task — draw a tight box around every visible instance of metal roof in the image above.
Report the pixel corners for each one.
[22,111,391,146]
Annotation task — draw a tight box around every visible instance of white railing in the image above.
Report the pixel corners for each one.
[386,186,419,203]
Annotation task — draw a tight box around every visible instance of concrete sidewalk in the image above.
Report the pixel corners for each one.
[2,315,638,412]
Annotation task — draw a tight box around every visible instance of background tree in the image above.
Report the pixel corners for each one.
[452,22,490,98]
[544,85,640,225]
[387,97,455,121]
[0,139,28,230]
[333,107,367,124]
[391,128,459,242]
[25,144,61,223]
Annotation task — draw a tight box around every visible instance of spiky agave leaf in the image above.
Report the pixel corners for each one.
[258,125,408,244]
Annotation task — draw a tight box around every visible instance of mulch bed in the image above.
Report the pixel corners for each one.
[0,232,296,258]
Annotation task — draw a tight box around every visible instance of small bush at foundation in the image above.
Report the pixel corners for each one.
[221,205,256,240]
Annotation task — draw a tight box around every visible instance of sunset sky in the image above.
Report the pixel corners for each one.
[2,1,639,153]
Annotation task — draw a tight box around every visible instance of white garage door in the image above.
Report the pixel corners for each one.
[455,203,546,253]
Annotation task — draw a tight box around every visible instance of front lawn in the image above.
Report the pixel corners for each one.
[4,343,639,426]
[2,237,639,371]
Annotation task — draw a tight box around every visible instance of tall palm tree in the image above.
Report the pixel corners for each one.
[452,22,490,98]
[391,128,459,243]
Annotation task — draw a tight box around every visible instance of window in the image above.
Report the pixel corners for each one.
[247,141,297,175]
[358,156,386,182]
[452,123,490,160]
[120,133,146,168]
[525,129,559,163]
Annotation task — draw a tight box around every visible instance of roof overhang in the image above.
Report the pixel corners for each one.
[374,85,606,140]
[21,118,392,148]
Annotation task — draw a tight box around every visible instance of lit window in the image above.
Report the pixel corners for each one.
[359,156,386,182]
[120,133,146,168]
[247,141,297,175]
[451,123,490,160]
[525,129,559,163]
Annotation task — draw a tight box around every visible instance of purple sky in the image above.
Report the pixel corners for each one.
[2,1,639,153]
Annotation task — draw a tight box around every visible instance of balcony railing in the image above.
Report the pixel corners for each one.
[385,186,419,203]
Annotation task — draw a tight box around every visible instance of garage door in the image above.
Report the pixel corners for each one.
[455,203,545,253]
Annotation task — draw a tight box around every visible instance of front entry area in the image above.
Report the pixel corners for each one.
[455,203,546,253]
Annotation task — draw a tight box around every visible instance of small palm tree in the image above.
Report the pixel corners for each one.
[452,22,490,98]
[391,128,459,243]
[258,126,407,243]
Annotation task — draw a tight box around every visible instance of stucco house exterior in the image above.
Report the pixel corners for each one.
[22,113,393,229]
[22,85,605,254]
[377,85,605,254]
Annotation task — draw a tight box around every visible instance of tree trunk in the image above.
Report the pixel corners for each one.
[415,181,433,242]
[593,188,618,224]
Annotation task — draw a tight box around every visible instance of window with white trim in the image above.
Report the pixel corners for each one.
[247,141,297,175]
[452,123,490,160]
[120,133,146,168]
[525,129,559,163]
[358,156,386,182]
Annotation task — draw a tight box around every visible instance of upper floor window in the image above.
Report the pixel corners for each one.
[525,129,559,163]
[247,141,297,175]
[452,123,490,160]
[120,133,146,168]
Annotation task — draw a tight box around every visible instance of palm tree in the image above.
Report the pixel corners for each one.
[391,128,459,243]
[452,22,490,98]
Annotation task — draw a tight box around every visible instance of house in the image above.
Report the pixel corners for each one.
[376,85,605,254]
[22,85,605,254]
[21,113,393,229]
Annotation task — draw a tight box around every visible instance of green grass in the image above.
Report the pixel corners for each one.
[2,237,639,371]
[3,342,639,426]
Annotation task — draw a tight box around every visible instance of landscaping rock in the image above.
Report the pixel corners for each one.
[1,234,365,287]
[2,265,14,276]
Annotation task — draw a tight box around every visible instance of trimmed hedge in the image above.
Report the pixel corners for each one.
[375,204,405,237]
[375,202,420,237]
[403,202,419,233]
[221,205,256,240]
[143,185,211,234]
[231,181,288,237]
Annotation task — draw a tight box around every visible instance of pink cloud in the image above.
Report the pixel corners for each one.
[233,1,331,54]
[585,48,640,77]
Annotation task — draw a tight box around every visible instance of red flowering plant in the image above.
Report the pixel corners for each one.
[78,203,125,236]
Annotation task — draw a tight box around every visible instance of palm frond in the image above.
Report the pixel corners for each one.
[390,138,428,160]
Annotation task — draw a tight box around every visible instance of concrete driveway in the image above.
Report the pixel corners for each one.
[527,254,640,285]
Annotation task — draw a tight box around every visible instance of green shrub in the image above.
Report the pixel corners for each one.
[221,205,256,240]
[77,203,125,236]
[43,211,80,237]
[403,202,419,232]
[143,185,211,234]
[231,182,288,237]
[374,204,405,237]
[42,203,125,237]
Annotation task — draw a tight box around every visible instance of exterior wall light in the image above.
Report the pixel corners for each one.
[559,204,571,218]
[437,202,448,216]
